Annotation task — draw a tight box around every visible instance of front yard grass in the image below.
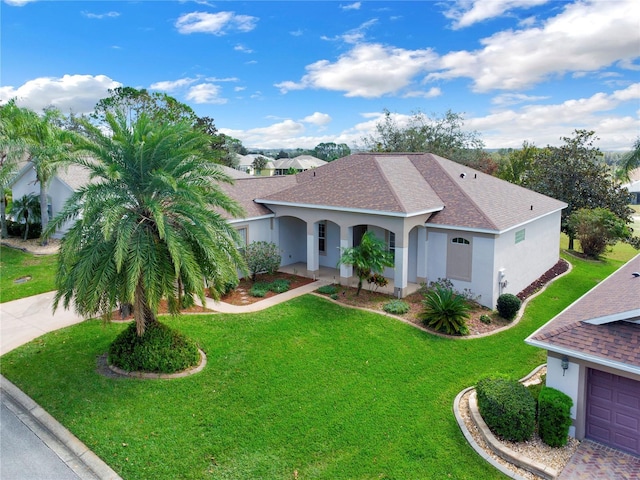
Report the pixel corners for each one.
[0,251,631,480]
[0,245,57,303]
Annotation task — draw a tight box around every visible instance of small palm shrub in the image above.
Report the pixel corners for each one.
[383,299,410,314]
[538,386,573,447]
[476,375,536,442]
[108,322,200,373]
[249,282,270,297]
[496,293,521,321]
[270,278,291,293]
[317,284,338,295]
[421,286,471,335]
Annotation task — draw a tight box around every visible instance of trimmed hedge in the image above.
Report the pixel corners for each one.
[108,321,200,374]
[538,386,573,447]
[476,375,536,442]
[496,293,521,321]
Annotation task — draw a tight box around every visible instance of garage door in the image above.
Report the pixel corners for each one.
[586,369,640,456]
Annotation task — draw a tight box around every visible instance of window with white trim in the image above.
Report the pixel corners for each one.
[515,229,526,244]
[318,221,326,254]
[388,231,396,261]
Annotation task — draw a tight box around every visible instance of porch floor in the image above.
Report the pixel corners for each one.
[278,262,422,298]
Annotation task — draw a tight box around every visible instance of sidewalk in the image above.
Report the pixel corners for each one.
[0,280,326,480]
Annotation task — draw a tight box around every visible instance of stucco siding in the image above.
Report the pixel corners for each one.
[494,211,562,301]
[278,216,306,266]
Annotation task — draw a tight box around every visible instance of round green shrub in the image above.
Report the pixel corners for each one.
[383,299,410,314]
[476,375,536,442]
[496,293,521,321]
[317,284,338,295]
[108,322,200,374]
[538,386,573,447]
[480,314,492,324]
[249,282,270,297]
[330,293,339,300]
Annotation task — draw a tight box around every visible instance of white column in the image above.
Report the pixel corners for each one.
[394,246,408,298]
[339,226,353,281]
[417,226,427,283]
[306,222,319,276]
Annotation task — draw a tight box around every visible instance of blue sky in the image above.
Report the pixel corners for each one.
[1,0,638,151]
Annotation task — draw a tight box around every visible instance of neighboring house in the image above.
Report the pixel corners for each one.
[220,152,567,309]
[235,154,276,176]
[10,162,250,238]
[622,168,640,204]
[273,155,327,175]
[10,161,91,238]
[525,255,640,456]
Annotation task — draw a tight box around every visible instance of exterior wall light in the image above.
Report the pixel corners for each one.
[561,355,569,376]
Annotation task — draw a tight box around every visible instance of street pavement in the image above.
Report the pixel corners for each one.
[0,292,121,480]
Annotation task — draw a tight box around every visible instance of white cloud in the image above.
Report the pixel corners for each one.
[185,83,226,104]
[341,2,361,11]
[321,19,377,44]
[467,83,640,150]
[403,87,442,99]
[275,43,437,98]
[82,11,120,19]
[0,74,121,113]
[149,78,197,91]
[301,112,331,127]
[431,0,640,92]
[3,0,37,6]
[234,44,253,53]
[491,93,549,106]
[444,0,549,29]
[175,11,258,35]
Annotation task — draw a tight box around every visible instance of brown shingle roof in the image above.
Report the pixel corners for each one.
[250,153,565,230]
[527,255,640,369]
[219,176,297,219]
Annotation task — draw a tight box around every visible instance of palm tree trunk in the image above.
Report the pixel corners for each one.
[0,194,7,239]
[134,278,157,336]
[39,182,48,246]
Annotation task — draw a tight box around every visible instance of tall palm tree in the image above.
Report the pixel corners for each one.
[619,137,640,181]
[10,193,41,240]
[46,112,247,336]
[0,100,29,238]
[21,107,77,244]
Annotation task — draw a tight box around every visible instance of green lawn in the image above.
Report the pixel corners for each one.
[0,250,632,480]
[0,245,57,303]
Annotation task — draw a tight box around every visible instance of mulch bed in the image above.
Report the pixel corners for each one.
[213,273,316,306]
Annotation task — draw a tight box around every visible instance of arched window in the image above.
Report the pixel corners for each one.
[451,237,470,245]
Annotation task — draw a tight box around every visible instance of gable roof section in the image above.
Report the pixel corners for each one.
[257,153,443,216]
[526,255,640,374]
[251,153,565,229]
[218,176,297,220]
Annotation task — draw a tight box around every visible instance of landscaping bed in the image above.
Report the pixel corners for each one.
[214,273,315,306]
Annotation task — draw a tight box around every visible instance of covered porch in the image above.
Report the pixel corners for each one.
[278,262,422,298]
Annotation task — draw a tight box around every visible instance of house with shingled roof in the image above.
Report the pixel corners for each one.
[220,152,567,309]
[526,255,640,456]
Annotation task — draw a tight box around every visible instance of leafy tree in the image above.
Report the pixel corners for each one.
[337,230,394,295]
[314,142,351,162]
[252,156,269,174]
[10,193,40,240]
[45,112,247,337]
[275,150,289,159]
[618,137,640,181]
[496,141,539,185]
[523,130,634,250]
[567,208,632,258]
[92,86,197,127]
[0,100,30,238]
[361,109,494,173]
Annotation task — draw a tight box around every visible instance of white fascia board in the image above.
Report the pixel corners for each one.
[583,309,640,325]
[524,339,640,377]
[254,199,444,218]
[227,214,274,224]
[497,207,566,234]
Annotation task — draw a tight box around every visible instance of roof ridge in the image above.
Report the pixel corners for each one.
[373,157,410,212]
[428,155,499,231]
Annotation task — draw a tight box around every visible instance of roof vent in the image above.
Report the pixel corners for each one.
[632,272,640,278]
[460,173,466,178]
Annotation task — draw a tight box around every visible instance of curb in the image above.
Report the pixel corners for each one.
[0,375,123,480]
